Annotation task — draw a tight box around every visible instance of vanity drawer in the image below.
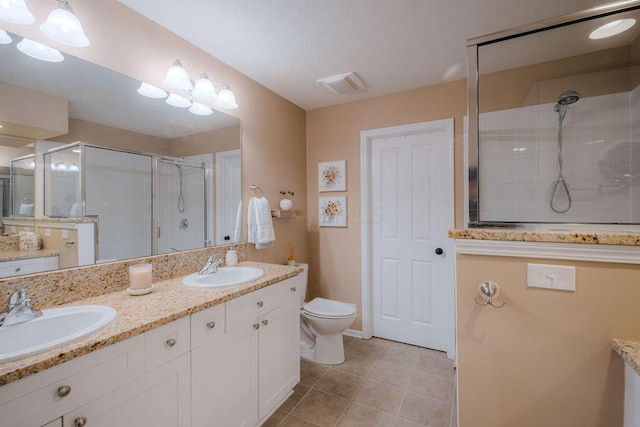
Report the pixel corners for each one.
[0,334,145,427]
[226,277,298,331]
[191,303,226,349]
[145,316,190,372]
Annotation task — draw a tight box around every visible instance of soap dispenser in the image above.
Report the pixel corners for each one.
[225,249,238,267]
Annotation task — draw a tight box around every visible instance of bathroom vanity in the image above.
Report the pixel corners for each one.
[0,262,301,427]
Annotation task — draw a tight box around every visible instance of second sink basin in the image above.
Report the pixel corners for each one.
[0,305,116,364]
[182,267,264,288]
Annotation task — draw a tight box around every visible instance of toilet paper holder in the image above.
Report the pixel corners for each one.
[474,281,506,308]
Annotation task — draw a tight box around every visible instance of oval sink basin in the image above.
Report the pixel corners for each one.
[0,305,116,364]
[183,267,264,288]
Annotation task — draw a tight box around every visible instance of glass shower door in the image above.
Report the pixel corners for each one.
[156,159,207,255]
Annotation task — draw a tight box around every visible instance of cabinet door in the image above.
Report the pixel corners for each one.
[258,298,300,420]
[62,353,191,427]
[191,324,258,427]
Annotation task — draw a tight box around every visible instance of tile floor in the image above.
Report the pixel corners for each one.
[264,336,457,427]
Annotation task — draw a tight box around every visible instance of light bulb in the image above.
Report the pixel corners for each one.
[0,0,35,25]
[162,60,193,92]
[17,38,64,62]
[40,1,90,47]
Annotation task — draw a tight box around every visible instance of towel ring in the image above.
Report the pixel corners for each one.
[250,185,264,196]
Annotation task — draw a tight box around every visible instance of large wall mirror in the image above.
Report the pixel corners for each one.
[0,28,242,277]
[468,3,640,227]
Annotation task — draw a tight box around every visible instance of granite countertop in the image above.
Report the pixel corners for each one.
[612,339,640,375]
[2,217,99,224]
[0,249,59,262]
[0,261,301,386]
[449,229,640,246]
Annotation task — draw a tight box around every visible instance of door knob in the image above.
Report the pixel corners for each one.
[224,235,230,241]
[435,248,444,255]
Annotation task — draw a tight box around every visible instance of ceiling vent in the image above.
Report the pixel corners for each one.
[317,72,365,95]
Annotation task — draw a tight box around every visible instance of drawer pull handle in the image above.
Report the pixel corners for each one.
[290,286,296,292]
[207,321,216,329]
[262,319,269,326]
[253,323,260,329]
[74,416,87,427]
[257,301,264,307]
[166,338,177,347]
[57,385,71,397]
[14,267,20,272]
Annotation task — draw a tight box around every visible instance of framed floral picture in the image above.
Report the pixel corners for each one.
[318,160,346,192]
[318,196,347,227]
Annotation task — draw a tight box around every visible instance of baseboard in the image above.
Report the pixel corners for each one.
[343,328,366,339]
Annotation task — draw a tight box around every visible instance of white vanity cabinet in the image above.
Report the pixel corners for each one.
[625,362,640,427]
[192,276,301,426]
[0,256,59,278]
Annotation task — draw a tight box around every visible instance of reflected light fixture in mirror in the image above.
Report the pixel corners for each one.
[215,84,238,109]
[17,38,64,62]
[0,29,11,44]
[40,0,89,47]
[0,0,35,25]
[163,59,193,91]
[189,102,213,116]
[166,92,192,108]
[137,82,167,99]
[589,18,636,39]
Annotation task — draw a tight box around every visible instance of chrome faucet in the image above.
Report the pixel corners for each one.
[198,254,223,277]
[0,288,42,327]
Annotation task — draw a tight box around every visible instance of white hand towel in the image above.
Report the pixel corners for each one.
[247,196,275,249]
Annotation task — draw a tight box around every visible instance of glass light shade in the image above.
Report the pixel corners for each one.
[0,0,35,25]
[189,102,213,116]
[191,74,217,101]
[17,38,64,62]
[137,82,167,99]
[589,18,636,39]
[0,29,12,45]
[57,162,67,171]
[162,60,193,92]
[68,163,80,172]
[165,93,192,108]
[214,86,238,109]
[40,4,90,47]
[28,161,35,169]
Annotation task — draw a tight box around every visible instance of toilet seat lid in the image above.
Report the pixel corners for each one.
[303,297,356,318]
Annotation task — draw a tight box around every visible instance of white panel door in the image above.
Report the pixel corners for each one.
[370,120,454,351]
[216,149,242,244]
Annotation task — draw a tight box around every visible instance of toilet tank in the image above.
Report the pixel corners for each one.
[295,263,308,306]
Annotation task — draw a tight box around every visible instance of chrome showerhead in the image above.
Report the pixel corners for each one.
[556,90,581,106]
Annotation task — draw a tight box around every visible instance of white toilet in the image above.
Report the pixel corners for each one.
[296,263,357,364]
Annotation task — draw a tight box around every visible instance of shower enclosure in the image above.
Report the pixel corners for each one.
[43,142,211,262]
[467,2,640,227]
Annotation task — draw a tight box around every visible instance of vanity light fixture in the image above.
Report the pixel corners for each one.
[137,82,167,99]
[165,93,192,108]
[190,73,217,101]
[189,102,213,116]
[40,0,89,47]
[589,18,636,39]
[0,30,11,44]
[0,0,35,25]
[214,84,238,110]
[17,38,64,62]
[68,162,79,172]
[163,60,193,92]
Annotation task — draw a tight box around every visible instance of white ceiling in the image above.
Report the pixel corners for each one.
[119,0,611,110]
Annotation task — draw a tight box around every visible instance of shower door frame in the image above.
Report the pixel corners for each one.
[153,157,210,255]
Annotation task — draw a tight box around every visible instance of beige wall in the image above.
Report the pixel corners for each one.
[306,81,467,329]
[2,0,308,265]
[168,125,241,157]
[456,254,640,426]
[55,118,173,155]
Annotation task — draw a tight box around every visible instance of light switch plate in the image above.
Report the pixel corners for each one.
[527,263,576,291]
[45,228,51,237]
[61,229,69,239]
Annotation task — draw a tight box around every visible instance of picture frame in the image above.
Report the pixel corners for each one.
[318,196,347,227]
[318,160,346,192]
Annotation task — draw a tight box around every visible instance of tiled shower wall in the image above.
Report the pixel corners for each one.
[479,85,640,224]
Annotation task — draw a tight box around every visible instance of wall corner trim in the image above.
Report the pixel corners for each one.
[455,239,640,264]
